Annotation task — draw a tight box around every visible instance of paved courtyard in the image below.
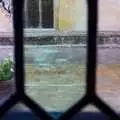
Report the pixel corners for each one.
[0,45,120,113]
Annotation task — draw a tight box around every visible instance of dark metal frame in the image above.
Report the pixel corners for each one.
[0,0,120,119]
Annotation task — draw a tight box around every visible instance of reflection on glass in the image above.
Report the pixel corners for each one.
[24,0,87,113]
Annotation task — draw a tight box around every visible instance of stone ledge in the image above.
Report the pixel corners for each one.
[1,44,120,49]
[0,36,120,45]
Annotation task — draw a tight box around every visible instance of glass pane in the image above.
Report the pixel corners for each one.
[24,0,87,116]
[25,0,40,28]
[97,0,120,113]
[24,0,53,28]
[71,105,109,120]
[0,1,15,104]
[3,103,39,120]
[41,0,53,28]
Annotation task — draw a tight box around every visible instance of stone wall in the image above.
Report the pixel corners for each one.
[0,33,120,45]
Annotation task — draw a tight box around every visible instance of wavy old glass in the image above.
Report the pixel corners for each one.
[0,0,15,105]
[1,0,120,119]
[71,105,109,120]
[23,0,87,116]
[2,103,39,119]
[96,0,120,114]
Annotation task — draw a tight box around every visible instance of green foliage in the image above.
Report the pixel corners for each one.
[0,57,13,80]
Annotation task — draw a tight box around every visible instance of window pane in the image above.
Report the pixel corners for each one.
[41,0,53,28]
[24,0,87,117]
[3,103,39,120]
[25,0,40,28]
[24,0,53,28]
[97,0,120,114]
[0,1,15,104]
[71,105,109,120]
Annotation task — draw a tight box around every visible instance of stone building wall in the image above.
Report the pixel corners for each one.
[0,0,120,32]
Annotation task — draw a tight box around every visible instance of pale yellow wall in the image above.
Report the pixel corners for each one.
[54,0,120,31]
[0,0,87,32]
[57,0,87,31]
[0,0,120,32]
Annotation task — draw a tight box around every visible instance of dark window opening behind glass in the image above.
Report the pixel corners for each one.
[24,0,53,28]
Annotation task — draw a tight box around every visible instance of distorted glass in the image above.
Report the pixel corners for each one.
[24,0,87,117]
[24,0,53,28]
[0,0,15,104]
[97,0,120,114]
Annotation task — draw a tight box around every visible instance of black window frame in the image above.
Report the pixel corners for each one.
[0,0,120,120]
